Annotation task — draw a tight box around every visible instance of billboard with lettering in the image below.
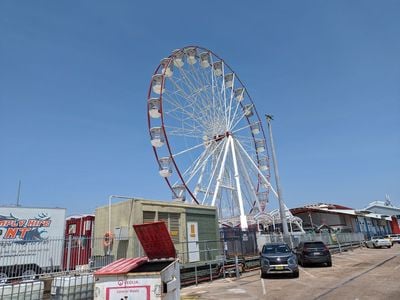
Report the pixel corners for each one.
[0,206,66,275]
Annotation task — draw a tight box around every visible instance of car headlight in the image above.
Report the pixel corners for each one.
[261,258,270,266]
[288,257,297,265]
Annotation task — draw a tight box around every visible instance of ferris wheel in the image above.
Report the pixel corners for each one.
[147,46,273,229]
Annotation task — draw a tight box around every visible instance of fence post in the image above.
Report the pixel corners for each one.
[209,262,213,281]
[195,265,198,286]
[235,255,240,278]
[66,235,72,272]
[222,258,226,279]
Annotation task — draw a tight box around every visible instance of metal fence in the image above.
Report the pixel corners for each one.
[0,231,366,283]
[259,231,365,251]
[0,229,368,299]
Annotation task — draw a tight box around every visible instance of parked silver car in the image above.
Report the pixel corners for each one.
[364,236,392,248]
[384,234,400,244]
[260,242,299,278]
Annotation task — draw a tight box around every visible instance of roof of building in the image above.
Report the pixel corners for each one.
[365,200,400,211]
[291,204,392,221]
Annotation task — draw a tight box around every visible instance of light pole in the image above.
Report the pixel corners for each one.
[265,115,289,235]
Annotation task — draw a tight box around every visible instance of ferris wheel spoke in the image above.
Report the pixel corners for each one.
[233,135,257,154]
[229,106,248,132]
[172,146,210,188]
[193,162,207,198]
[235,140,262,212]
[166,78,211,123]
[209,55,228,130]
[167,76,208,115]
[197,64,224,126]
[163,92,211,131]
[201,138,228,205]
[174,66,218,123]
[231,123,253,135]
[171,140,208,158]
[219,62,229,129]
[235,138,278,198]
[163,90,199,119]
[226,74,236,130]
[164,125,203,137]
[180,141,224,188]
[227,93,244,131]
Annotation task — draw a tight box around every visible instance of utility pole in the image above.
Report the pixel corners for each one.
[265,115,289,235]
[16,180,21,206]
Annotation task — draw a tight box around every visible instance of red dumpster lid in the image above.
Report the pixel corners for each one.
[133,221,176,259]
[94,257,148,275]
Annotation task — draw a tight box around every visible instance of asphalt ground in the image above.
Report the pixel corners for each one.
[181,244,400,300]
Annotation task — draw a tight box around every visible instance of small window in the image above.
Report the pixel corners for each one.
[68,224,76,234]
[143,211,156,223]
[84,220,92,231]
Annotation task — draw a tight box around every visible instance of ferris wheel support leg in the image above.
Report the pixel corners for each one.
[235,140,262,213]
[211,138,231,207]
[229,136,248,231]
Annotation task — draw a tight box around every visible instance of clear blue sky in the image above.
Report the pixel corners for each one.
[1,1,399,216]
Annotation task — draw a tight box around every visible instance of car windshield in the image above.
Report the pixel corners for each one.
[263,244,291,254]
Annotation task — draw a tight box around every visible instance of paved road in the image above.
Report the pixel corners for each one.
[181,244,400,300]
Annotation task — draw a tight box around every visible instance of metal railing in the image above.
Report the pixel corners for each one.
[0,230,368,296]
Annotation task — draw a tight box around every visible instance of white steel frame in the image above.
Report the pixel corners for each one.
[147,46,272,229]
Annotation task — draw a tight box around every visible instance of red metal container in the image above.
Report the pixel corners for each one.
[94,221,180,300]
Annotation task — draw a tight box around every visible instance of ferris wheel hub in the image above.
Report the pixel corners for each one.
[213,132,230,142]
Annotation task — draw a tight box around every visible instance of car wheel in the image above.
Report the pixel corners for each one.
[260,271,267,279]
[292,270,299,278]
[327,260,332,267]
[297,256,302,266]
